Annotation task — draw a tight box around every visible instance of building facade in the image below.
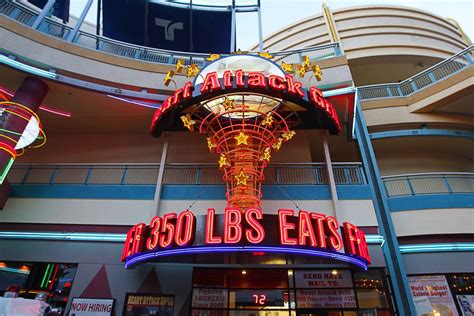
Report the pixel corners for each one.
[0,2,473,316]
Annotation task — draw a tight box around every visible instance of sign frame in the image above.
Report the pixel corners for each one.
[68,297,115,316]
[122,293,175,316]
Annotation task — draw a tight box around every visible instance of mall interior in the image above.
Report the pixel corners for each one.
[0,1,473,316]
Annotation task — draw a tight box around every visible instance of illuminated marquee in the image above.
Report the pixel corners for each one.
[150,71,341,134]
[122,209,371,269]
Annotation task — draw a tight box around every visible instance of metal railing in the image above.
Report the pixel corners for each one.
[7,163,366,186]
[382,172,474,197]
[1,1,342,67]
[358,46,473,100]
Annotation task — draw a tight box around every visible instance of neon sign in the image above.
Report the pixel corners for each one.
[122,209,371,269]
[150,71,341,135]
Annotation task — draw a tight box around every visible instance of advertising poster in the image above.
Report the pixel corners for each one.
[192,288,228,308]
[457,295,474,316]
[408,275,459,316]
[295,270,353,288]
[69,298,114,316]
[123,294,174,316]
[296,289,357,308]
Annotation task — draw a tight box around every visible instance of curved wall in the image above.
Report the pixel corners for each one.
[255,5,467,60]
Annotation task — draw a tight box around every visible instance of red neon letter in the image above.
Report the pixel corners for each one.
[175,210,196,246]
[285,75,304,97]
[247,72,266,89]
[182,81,193,99]
[205,208,222,244]
[160,96,173,113]
[223,70,233,89]
[146,216,161,250]
[224,208,242,243]
[342,222,359,256]
[324,216,343,251]
[132,223,146,255]
[121,226,135,261]
[278,209,298,245]
[245,208,265,244]
[158,213,177,248]
[358,229,372,264]
[268,75,286,92]
[311,212,327,248]
[235,69,245,88]
[200,72,221,94]
[298,210,317,246]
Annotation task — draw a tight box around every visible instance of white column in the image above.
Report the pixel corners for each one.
[65,0,94,42]
[32,0,56,29]
[322,135,342,220]
[153,140,169,217]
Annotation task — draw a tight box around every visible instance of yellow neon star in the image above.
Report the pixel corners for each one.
[281,62,294,73]
[176,60,184,73]
[207,137,216,151]
[262,114,274,127]
[302,55,310,70]
[180,114,196,130]
[282,130,296,141]
[272,138,283,151]
[235,131,249,146]
[262,147,271,162]
[218,154,228,168]
[206,54,221,62]
[258,51,273,59]
[186,64,200,78]
[234,170,249,186]
[223,98,234,111]
[312,64,323,81]
[297,65,306,78]
[164,70,175,86]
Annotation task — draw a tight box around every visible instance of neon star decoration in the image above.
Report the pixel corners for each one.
[258,51,273,59]
[282,130,296,141]
[312,64,323,81]
[207,137,216,151]
[218,154,228,168]
[180,114,196,130]
[273,138,283,151]
[206,54,221,62]
[302,55,310,70]
[164,71,175,86]
[176,60,184,73]
[234,170,249,186]
[262,147,271,162]
[297,65,306,78]
[262,113,274,127]
[281,62,294,73]
[223,98,234,111]
[235,131,249,145]
[186,64,200,78]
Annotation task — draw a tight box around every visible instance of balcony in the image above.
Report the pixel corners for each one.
[1,1,342,67]
[383,172,474,211]
[7,163,371,200]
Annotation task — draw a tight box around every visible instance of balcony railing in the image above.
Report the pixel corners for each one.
[358,46,473,100]
[382,172,474,197]
[7,163,366,186]
[1,1,342,67]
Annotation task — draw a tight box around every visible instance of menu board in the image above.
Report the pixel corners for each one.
[123,294,174,316]
[192,289,228,308]
[296,289,357,308]
[408,275,459,316]
[457,295,474,316]
[295,270,353,288]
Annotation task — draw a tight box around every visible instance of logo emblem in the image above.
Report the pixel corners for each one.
[155,18,183,41]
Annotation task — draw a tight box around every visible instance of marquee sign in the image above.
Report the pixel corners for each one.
[122,209,371,269]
